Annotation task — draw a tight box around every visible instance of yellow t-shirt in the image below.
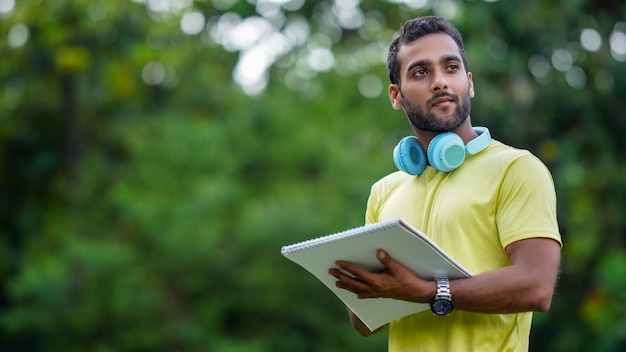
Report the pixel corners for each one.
[366,140,562,352]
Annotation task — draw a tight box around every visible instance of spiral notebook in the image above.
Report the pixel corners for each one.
[281,218,472,331]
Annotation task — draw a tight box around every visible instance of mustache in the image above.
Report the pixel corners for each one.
[427,93,457,106]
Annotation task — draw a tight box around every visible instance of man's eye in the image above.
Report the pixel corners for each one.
[447,64,459,71]
[413,69,428,77]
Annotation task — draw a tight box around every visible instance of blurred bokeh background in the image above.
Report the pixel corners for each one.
[1,0,625,351]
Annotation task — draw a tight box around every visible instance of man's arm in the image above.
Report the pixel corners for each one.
[329,237,561,315]
[345,307,385,337]
[452,237,560,313]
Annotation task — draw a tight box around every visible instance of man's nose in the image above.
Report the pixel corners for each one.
[431,71,449,92]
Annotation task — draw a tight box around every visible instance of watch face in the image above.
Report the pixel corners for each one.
[431,299,454,316]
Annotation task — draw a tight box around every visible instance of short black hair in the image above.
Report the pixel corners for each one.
[387,16,469,86]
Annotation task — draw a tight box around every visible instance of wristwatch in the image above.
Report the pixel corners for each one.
[430,277,454,316]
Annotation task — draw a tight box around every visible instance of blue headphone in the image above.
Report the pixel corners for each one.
[393,127,491,176]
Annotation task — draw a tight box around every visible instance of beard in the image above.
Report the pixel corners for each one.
[401,90,472,133]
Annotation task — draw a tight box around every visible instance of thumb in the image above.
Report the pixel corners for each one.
[377,249,389,262]
[377,249,401,274]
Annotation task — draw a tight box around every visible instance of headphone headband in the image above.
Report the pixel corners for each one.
[465,127,491,155]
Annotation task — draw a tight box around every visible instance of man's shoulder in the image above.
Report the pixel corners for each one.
[477,140,554,188]
[488,140,549,167]
[371,170,412,190]
[485,139,531,158]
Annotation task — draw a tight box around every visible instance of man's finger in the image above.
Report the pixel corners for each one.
[377,249,401,275]
[334,260,373,281]
[331,270,374,294]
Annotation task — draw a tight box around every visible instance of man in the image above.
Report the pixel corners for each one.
[328,16,562,351]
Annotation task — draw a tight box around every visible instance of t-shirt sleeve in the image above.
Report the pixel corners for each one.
[496,153,562,248]
[365,182,382,225]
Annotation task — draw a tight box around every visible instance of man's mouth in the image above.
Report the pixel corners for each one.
[431,96,455,107]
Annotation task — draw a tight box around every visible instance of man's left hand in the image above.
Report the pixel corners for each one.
[328,249,436,303]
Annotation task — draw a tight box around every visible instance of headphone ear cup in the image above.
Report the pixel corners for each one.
[393,136,427,176]
[427,132,466,172]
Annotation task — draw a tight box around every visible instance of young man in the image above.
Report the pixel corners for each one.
[328,16,562,351]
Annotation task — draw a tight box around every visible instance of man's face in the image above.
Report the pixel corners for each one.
[390,33,474,133]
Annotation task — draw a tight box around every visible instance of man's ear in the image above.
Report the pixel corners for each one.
[468,72,475,98]
[389,84,403,110]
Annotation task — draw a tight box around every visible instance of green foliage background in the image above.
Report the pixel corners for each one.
[1,0,626,351]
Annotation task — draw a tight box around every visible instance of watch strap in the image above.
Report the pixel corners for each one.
[434,277,451,300]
